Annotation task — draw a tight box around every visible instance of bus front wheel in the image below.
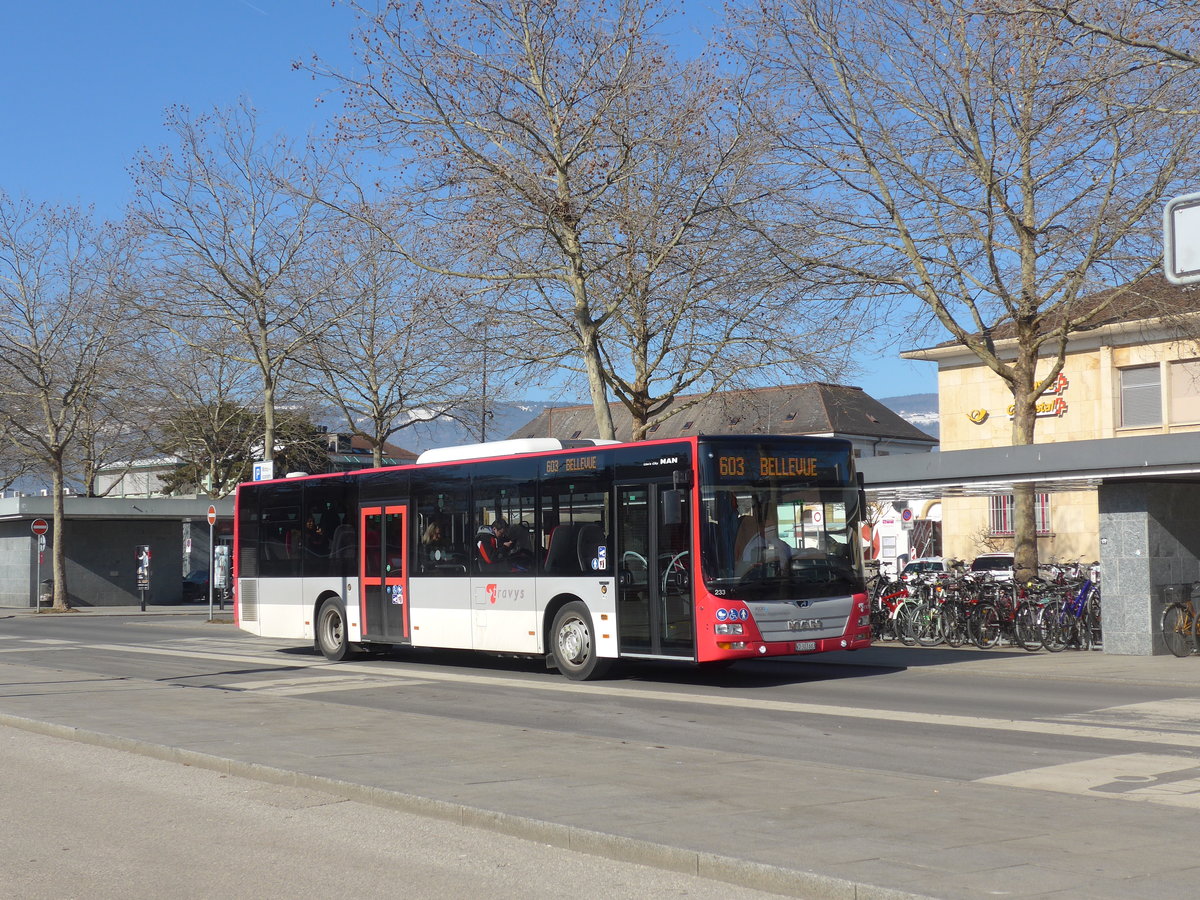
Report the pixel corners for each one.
[550,601,611,681]
[316,597,354,661]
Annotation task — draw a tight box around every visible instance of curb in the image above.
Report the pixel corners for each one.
[0,711,930,900]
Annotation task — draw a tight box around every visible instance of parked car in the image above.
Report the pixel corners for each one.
[969,553,1014,581]
[181,569,210,602]
[901,557,953,579]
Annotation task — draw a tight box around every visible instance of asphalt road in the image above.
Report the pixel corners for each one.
[3,609,1200,898]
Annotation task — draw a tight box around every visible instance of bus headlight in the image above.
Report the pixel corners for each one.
[714,622,744,635]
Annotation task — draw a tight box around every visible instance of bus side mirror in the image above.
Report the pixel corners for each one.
[662,489,683,526]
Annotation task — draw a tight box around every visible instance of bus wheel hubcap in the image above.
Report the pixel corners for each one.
[559,620,588,663]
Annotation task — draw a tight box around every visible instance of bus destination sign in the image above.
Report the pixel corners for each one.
[544,454,599,475]
[716,454,821,480]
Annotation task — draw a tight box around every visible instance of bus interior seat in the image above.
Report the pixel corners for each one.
[733,514,760,560]
[577,523,605,572]
[330,525,356,559]
[544,523,583,573]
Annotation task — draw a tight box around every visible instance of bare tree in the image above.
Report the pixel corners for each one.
[141,339,264,498]
[0,193,142,609]
[734,0,1200,578]
[131,100,348,466]
[1024,1,1200,69]
[315,0,851,440]
[297,224,481,467]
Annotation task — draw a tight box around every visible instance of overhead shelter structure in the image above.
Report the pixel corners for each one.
[0,496,234,608]
[858,433,1200,655]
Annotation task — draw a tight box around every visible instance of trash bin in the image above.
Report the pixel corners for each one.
[38,579,52,607]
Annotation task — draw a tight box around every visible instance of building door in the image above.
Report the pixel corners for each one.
[616,484,694,658]
[359,504,409,643]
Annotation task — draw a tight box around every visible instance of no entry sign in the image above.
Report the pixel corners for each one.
[31,519,48,536]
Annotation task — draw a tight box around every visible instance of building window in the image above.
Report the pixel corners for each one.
[1170,359,1200,424]
[1119,365,1161,428]
[988,493,1051,536]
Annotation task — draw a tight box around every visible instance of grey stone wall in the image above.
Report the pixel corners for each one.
[0,519,186,607]
[65,519,184,606]
[1099,482,1200,656]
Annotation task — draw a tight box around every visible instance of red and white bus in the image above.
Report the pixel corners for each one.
[233,434,871,679]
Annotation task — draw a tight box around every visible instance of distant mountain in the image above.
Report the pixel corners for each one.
[877,393,939,439]
[388,402,560,455]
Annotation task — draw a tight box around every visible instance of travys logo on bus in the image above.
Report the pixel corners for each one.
[485,584,527,604]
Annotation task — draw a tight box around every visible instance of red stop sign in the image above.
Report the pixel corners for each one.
[31,519,48,536]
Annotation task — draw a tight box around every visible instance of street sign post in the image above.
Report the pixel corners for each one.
[31,519,49,609]
[207,505,217,618]
[136,545,151,612]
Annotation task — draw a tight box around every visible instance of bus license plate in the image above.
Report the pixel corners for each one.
[794,641,816,651]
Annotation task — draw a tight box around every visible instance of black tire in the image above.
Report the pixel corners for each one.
[316,597,354,661]
[550,601,611,680]
[1014,603,1044,652]
[941,601,968,648]
[894,601,919,646]
[913,603,944,647]
[1041,599,1068,653]
[1162,603,1193,658]
[968,603,1000,649]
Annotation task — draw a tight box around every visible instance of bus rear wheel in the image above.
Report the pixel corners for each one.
[316,597,354,661]
[550,601,611,681]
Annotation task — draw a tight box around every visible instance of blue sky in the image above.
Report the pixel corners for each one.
[0,0,937,401]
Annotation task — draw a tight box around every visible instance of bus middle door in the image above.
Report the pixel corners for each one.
[359,504,410,644]
[615,483,695,658]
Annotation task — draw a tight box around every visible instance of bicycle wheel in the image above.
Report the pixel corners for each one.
[914,603,944,647]
[1014,602,1044,652]
[894,601,919,646]
[1162,602,1193,657]
[968,602,1001,649]
[1041,599,1068,653]
[941,600,968,648]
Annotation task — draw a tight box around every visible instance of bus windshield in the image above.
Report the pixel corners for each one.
[699,442,863,602]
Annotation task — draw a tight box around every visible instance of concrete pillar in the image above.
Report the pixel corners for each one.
[1099,482,1200,655]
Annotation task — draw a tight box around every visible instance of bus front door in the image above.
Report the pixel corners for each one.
[359,504,410,644]
[616,484,694,658]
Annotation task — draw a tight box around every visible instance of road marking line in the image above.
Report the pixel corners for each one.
[222,675,432,695]
[73,642,1200,749]
[979,753,1200,809]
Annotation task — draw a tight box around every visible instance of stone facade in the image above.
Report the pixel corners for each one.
[913,303,1200,565]
[1099,483,1200,656]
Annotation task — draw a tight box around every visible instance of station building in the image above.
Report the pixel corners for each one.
[901,275,1200,566]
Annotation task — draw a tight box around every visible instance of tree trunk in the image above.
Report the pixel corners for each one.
[262,381,276,463]
[50,455,70,610]
[1009,367,1040,584]
[578,319,616,441]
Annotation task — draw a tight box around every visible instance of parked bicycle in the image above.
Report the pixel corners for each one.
[1160,582,1200,658]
